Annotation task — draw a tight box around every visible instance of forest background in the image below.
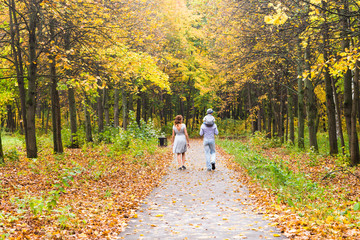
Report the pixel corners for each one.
[1,0,360,239]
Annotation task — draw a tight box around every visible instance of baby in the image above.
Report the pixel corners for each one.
[203,109,215,126]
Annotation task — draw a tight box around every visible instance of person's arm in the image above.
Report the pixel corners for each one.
[184,125,190,147]
[171,127,175,144]
[199,125,204,136]
[214,124,219,135]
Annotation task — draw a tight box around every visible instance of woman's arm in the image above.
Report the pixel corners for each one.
[171,127,175,144]
[184,125,190,147]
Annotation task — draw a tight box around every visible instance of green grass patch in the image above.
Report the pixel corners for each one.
[2,132,24,150]
[219,139,327,207]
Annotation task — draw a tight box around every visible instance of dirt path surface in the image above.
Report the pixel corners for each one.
[118,140,286,239]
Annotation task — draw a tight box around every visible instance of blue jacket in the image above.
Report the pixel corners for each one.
[199,123,218,140]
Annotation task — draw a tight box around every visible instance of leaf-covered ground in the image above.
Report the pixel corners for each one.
[218,138,360,239]
[0,145,172,239]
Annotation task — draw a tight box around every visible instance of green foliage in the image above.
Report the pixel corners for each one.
[37,133,53,152]
[216,118,250,137]
[96,126,119,144]
[218,139,326,209]
[54,205,76,229]
[1,132,24,150]
[160,122,173,137]
[250,131,282,149]
[111,112,159,157]
[4,148,19,162]
[61,127,86,147]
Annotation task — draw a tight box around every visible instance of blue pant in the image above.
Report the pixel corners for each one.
[203,139,216,170]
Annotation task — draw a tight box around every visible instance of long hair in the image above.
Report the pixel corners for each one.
[174,115,183,126]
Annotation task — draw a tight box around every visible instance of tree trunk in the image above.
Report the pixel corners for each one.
[6,105,15,132]
[340,0,352,153]
[68,87,78,147]
[136,93,141,126]
[41,101,45,131]
[185,90,191,126]
[84,96,93,142]
[267,99,272,138]
[332,76,345,154]
[97,81,104,133]
[26,0,39,158]
[50,18,63,153]
[142,93,148,122]
[279,90,284,142]
[114,85,120,127]
[104,87,110,126]
[350,61,360,165]
[297,38,305,148]
[304,42,318,151]
[122,88,127,130]
[45,107,50,135]
[65,26,78,148]
[0,130,4,164]
[288,89,295,144]
[322,3,338,154]
[10,0,26,137]
[258,106,262,132]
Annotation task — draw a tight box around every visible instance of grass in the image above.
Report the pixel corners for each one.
[218,137,360,238]
[2,132,24,150]
[0,134,171,239]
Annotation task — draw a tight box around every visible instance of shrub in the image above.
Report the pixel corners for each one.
[111,111,159,156]
[4,148,19,162]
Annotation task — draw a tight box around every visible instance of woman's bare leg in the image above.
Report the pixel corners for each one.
[177,153,182,167]
[181,152,186,166]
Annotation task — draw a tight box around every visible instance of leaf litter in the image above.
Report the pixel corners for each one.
[0,145,172,239]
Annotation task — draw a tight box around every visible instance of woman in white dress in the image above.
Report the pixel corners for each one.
[171,115,190,170]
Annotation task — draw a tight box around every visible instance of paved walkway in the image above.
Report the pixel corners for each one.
[118,140,286,239]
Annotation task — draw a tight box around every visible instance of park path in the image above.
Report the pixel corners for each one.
[118,139,286,240]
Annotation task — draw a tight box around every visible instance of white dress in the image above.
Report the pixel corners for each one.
[173,124,187,154]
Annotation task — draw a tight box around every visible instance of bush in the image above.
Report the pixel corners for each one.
[111,111,160,156]
[61,127,86,147]
[216,118,249,137]
[96,126,119,144]
[4,148,19,162]
[250,131,282,149]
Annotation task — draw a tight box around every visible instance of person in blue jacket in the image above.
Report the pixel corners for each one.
[199,109,219,171]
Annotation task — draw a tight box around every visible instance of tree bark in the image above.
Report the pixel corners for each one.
[350,61,360,165]
[332,76,345,154]
[304,42,318,151]
[297,38,305,148]
[6,105,15,132]
[279,89,284,142]
[0,130,4,164]
[340,0,352,152]
[141,92,148,122]
[267,98,272,138]
[45,106,50,135]
[49,18,63,153]
[68,87,78,147]
[322,2,338,154]
[122,88,128,130]
[97,80,104,133]
[114,85,120,127]
[84,95,93,142]
[64,26,78,148]
[9,0,28,153]
[136,93,141,126]
[26,0,39,158]
[288,89,295,144]
[104,87,110,126]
